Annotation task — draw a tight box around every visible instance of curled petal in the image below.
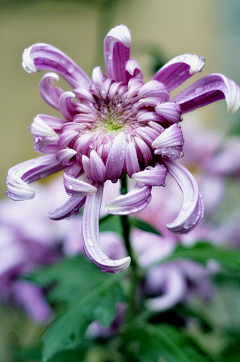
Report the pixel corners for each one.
[127,78,144,100]
[105,132,126,182]
[48,195,86,220]
[138,80,169,101]
[134,136,153,166]
[104,24,131,83]
[22,43,90,89]
[152,123,184,159]
[131,163,167,186]
[63,172,97,197]
[100,78,112,99]
[161,159,204,233]
[39,72,64,110]
[105,182,152,215]
[137,111,161,123]
[91,66,104,97]
[6,155,64,201]
[90,150,106,184]
[59,91,76,122]
[31,115,58,138]
[125,59,143,81]
[173,73,240,115]
[155,102,182,123]
[153,54,205,91]
[83,186,131,273]
[146,267,186,311]
[55,148,77,166]
[35,114,66,133]
[74,87,95,102]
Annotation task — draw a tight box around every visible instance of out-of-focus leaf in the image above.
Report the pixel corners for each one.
[129,218,162,236]
[99,214,122,235]
[149,242,240,272]
[122,321,212,362]
[15,345,42,361]
[25,256,126,362]
[220,340,240,362]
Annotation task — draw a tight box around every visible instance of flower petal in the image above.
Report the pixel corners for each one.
[161,159,204,233]
[173,73,240,115]
[6,155,64,201]
[146,267,186,311]
[131,163,167,186]
[152,123,184,160]
[48,195,86,220]
[34,114,66,133]
[105,182,152,215]
[83,186,131,273]
[153,54,205,92]
[138,80,169,101]
[104,25,131,83]
[105,132,126,182]
[90,150,106,184]
[58,91,76,122]
[126,142,140,176]
[155,102,182,124]
[39,72,64,110]
[63,171,97,197]
[125,59,143,81]
[22,43,90,89]
[55,148,77,166]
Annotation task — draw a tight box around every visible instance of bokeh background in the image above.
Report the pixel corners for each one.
[1,1,240,361]
[1,0,240,198]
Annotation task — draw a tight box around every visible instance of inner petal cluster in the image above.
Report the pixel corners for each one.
[57,70,170,184]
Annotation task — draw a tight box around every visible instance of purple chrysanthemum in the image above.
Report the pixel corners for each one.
[6,25,240,273]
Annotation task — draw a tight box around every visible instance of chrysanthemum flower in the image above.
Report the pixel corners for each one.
[6,25,240,273]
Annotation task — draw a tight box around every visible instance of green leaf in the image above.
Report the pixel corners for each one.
[15,345,42,361]
[122,322,212,362]
[26,255,126,362]
[149,242,240,272]
[99,214,122,235]
[129,218,162,236]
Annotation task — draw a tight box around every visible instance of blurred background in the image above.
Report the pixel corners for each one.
[1,1,240,361]
[1,0,240,198]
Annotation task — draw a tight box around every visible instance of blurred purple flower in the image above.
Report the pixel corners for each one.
[6,25,240,273]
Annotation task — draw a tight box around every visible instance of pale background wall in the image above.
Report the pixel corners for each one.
[0,0,238,198]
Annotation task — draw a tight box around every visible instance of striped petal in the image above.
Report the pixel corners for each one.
[153,54,205,92]
[173,73,240,115]
[131,163,167,186]
[161,159,204,233]
[63,171,97,197]
[152,123,184,160]
[22,43,90,89]
[105,182,152,215]
[6,155,64,201]
[59,91,76,121]
[104,25,131,83]
[39,72,64,110]
[105,132,126,182]
[83,186,131,273]
[48,195,86,220]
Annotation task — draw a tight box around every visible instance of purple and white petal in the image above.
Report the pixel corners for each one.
[91,66,104,98]
[31,115,58,138]
[58,91,76,122]
[125,59,143,81]
[83,186,131,273]
[131,163,167,186]
[48,195,86,220]
[155,102,182,124]
[6,155,64,201]
[63,171,97,197]
[105,182,152,215]
[55,148,77,166]
[146,267,186,311]
[74,87,95,102]
[153,54,205,92]
[22,43,90,89]
[138,80,169,101]
[126,142,140,176]
[152,123,184,160]
[161,159,204,233]
[173,73,240,115]
[105,132,126,182]
[39,72,64,110]
[90,150,106,184]
[104,25,131,83]
[35,114,66,133]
